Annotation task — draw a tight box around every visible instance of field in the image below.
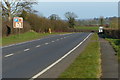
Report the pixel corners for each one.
[59,34,101,78]
[75,26,99,31]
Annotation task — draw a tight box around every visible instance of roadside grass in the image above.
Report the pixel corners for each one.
[2,31,70,46]
[106,38,120,59]
[59,34,101,78]
[75,26,99,31]
[0,38,1,46]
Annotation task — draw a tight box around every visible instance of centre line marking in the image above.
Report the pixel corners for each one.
[24,49,30,52]
[45,43,49,45]
[52,41,55,42]
[30,33,92,80]
[36,45,41,48]
[5,53,14,57]
[56,39,59,41]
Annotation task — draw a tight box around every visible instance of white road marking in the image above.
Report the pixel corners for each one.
[2,34,72,49]
[52,41,55,42]
[56,39,59,41]
[2,35,56,48]
[60,33,72,36]
[45,43,49,45]
[24,49,30,52]
[36,45,41,48]
[30,33,92,80]
[5,53,14,57]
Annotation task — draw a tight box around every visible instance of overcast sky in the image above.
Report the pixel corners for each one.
[33,2,118,19]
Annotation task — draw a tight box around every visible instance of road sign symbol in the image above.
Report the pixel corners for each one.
[16,23,22,28]
[13,17,23,28]
[14,18,19,22]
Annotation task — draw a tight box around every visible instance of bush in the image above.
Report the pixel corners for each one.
[2,13,69,36]
[26,13,69,33]
[104,29,120,39]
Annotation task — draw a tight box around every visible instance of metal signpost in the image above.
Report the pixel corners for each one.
[13,17,23,37]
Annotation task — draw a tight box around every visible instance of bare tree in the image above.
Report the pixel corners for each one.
[65,12,77,28]
[2,0,37,21]
[99,16,104,26]
[0,2,1,17]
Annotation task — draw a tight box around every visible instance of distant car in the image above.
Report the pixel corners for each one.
[99,26,103,33]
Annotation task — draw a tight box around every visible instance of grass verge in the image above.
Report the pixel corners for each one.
[75,26,99,31]
[1,31,70,46]
[106,38,120,59]
[59,33,101,78]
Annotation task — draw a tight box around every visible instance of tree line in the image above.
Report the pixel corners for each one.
[1,1,119,37]
[76,16,119,29]
[2,1,78,36]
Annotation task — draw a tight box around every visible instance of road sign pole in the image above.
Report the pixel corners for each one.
[18,28,20,38]
[15,28,17,36]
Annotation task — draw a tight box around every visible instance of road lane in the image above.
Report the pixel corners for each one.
[2,34,72,56]
[3,33,91,78]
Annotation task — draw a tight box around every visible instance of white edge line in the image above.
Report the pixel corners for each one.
[29,33,92,80]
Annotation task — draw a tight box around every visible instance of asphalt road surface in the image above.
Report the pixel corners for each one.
[2,33,91,79]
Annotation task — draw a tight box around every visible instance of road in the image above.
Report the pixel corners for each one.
[2,33,91,79]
